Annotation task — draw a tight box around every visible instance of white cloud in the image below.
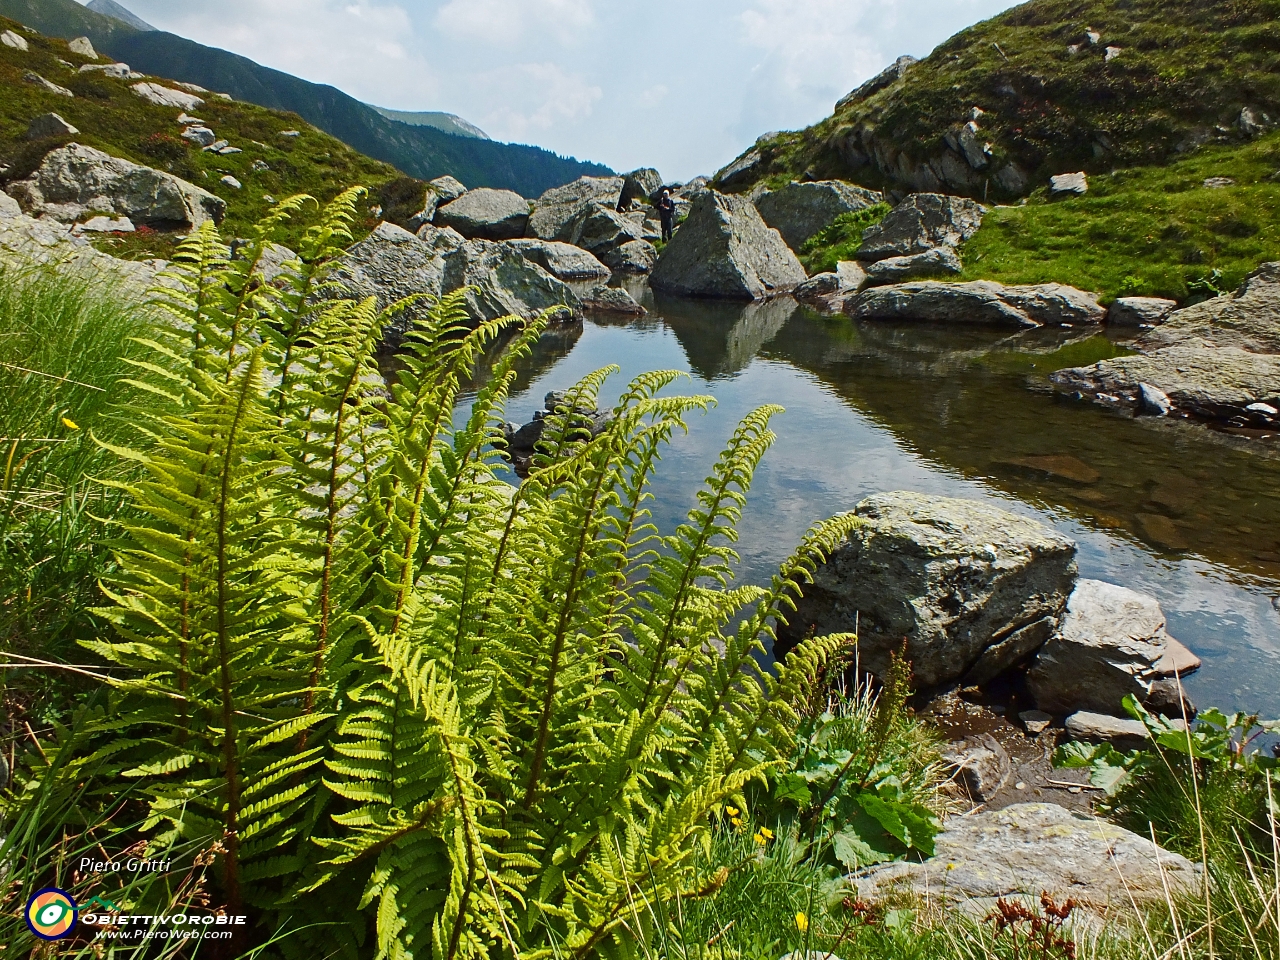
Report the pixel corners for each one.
[435,0,596,47]
[471,62,603,141]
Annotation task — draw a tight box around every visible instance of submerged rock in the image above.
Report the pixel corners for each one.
[650,190,806,300]
[856,193,986,261]
[753,180,882,251]
[5,142,224,228]
[436,188,530,240]
[778,491,1077,688]
[580,284,645,315]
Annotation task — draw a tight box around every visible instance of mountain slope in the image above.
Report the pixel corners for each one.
[1,15,398,255]
[370,106,489,140]
[85,0,154,32]
[719,0,1280,201]
[0,0,611,196]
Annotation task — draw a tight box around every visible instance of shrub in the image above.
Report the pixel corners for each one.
[4,189,861,958]
[138,131,190,163]
[800,204,892,275]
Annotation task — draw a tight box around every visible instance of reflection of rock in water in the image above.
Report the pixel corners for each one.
[654,294,798,380]
[463,314,584,399]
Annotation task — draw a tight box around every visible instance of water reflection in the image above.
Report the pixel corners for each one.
[459,293,1280,715]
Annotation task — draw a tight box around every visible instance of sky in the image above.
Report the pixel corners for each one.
[81,0,1020,181]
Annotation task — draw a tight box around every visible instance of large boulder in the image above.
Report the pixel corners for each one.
[507,238,609,280]
[567,204,644,260]
[408,175,467,230]
[26,113,78,141]
[846,280,1105,328]
[602,239,658,274]
[864,246,963,285]
[131,82,205,111]
[753,180,882,251]
[325,221,463,346]
[1027,579,1198,716]
[1107,297,1176,327]
[0,207,160,288]
[435,188,529,240]
[851,803,1199,915]
[1139,262,1280,354]
[650,190,806,300]
[620,168,663,208]
[1050,344,1280,422]
[527,176,625,241]
[441,240,579,324]
[5,143,225,229]
[714,147,765,190]
[857,193,986,261]
[778,492,1077,688]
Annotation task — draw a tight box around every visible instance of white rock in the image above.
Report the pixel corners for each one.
[2,29,29,51]
[1104,46,1122,61]
[220,175,242,190]
[79,62,133,79]
[77,215,135,233]
[176,112,205,125]
[1203,177,1235,189]
[1247,402,1279,416]
[26,113,79,141]
[67,36,97,59]
[216,146,242,155]
[280,130,301,137]
[250,159,270,172]
[203,140,229,152]
[0,193,22,219]
[175,81,208,94]
[181,126,217,148]
[22,72,75,98]
[1050,172,1089,196]
[1137,382,1173,416]
[132,82,205,111]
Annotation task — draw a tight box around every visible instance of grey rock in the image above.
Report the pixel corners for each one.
[280,130,301,137]
[1239,107,1268,138]
[441,239,580,325]
[176,112,204,125]
[68,36,98,59]
[1140,262,1280,354]
[2,29,29,51]
[846,280,1104,328]
[1064,711,1178,750]
[650,190,806,300]
[1050,172,1089,197]
[673,176,710,199]
[994,161,1030,194]
[26,113,79,140]
[1203,177,1236,189]
[181,125,217,148]
[0,193,21,219]
[1155,638,1201,676]
[795,261,868,308]
[429,175,467,203]
[835,55,917,111]
[232,240,298,284]
[864,246,963,285]
[250,159,269,173]
[407,174,467,230]
[77,215,134,232]
[22,72,74,98]
[79,62,134,79]
[568,204,644,260]
[216,146,242,156]
[714,147,765,190]
[778,492,1077,688]
[1137,382,1173,416]
[131,82,205,111]
[963,616,1058,685]
[527,176,624,241]
[1028,580,1180,715]
[754,180,882,251]
[1051,344,1280,422]
[6,143,224,228]
[942,734,1011,803]
[436,188,530,240]
[220,175,242,190]
[956,121,989,170]
[857,194,986,261]
[581,283,646,315]
[601,238,658,274]
[0,207,161,289]
[1108,297,1176,327]
[1144,678,1197,720]
[620,168,663,207]
[852,803,1199,912]
[1105,45,1122,61]
[203,140,229,153]
[507,238,609,280]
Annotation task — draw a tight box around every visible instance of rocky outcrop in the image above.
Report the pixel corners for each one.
[650,191,806,300]
[26,113,78,140]
[508,239,609,280]
[846,280,1105,328]
[0,207,160,289]
[1139,262,1280,354]
[1027,580,1200,716]
[864,246,963,285]
[567,205,644,261]
[1107,297,1176,327]
[714,147,766,190]
[1050,345,1280,422]
[777,492,1077,688]
[22,72,74,98]
[835,56,917,111]
[408,175,467,231]
[753,180,882,251]
[851,803,1200,915]
[857,194,986,261]
[441,239,579,324]
[620,168,663,208]
[131,82,205,111]
[527,176,625,241]
[601,239,658,274]
[435,188,530,240]
[5,143,225,229]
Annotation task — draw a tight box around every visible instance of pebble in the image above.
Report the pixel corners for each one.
[1015,781,1027,790]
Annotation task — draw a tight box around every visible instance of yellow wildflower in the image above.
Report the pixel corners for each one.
[725,806,739,817]
[61,417,79,430]
[760,827,774,840]
[730,816,742,827]
[795,911,808,933]
[753,831,766,845]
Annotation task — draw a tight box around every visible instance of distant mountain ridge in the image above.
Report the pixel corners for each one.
[370,106,489,141]
[0,0,611,196]
[85,0,154,32]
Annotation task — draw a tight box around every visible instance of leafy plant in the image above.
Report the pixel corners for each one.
[766,654,942,871]
[12,188,863,958]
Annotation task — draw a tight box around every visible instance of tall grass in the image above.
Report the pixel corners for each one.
[0,262,157,715]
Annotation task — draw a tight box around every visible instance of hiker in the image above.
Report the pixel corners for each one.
[657,189,676,241]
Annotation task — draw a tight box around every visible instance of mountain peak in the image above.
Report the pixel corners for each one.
[84,0,154,31]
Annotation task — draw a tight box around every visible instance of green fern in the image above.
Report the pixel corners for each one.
[67,192,860,959]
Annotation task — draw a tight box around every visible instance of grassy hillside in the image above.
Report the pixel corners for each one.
[0,16,398,255]
[0,0,613,197]
[729,0,1280,199]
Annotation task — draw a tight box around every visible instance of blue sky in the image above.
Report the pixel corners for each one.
[84,0,1020,181]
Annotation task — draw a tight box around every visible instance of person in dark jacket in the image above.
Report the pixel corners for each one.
[656,189,676,241]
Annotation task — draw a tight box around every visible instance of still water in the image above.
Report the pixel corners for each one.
[458,288,1280,716]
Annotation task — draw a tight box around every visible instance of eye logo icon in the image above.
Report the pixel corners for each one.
[26,887,78,940]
